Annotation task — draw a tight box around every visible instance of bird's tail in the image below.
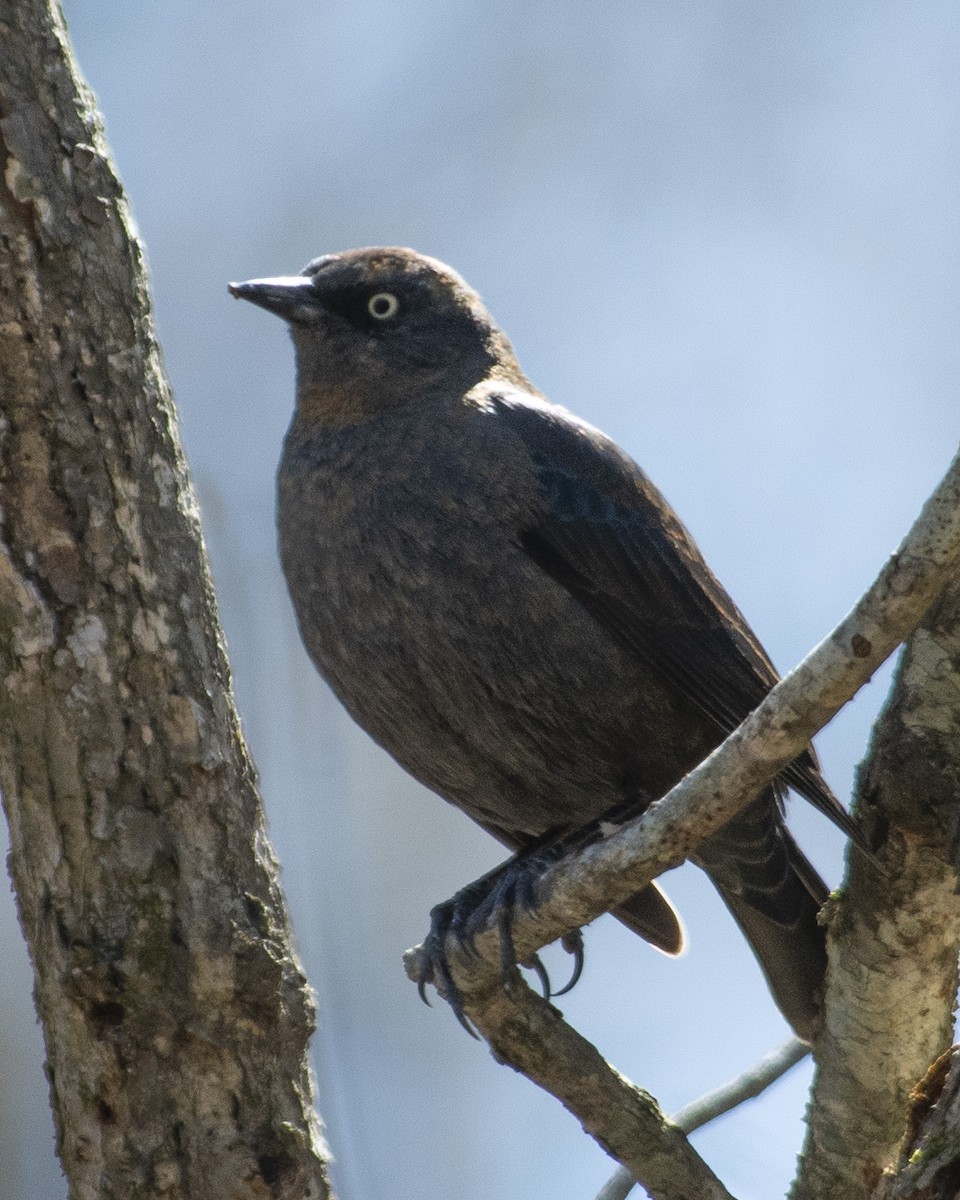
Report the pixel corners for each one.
[613,881,687,956]
[694,790,828,1042]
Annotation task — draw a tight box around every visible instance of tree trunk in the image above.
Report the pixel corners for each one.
[793,576,960,1200]
[0,2,333,1196]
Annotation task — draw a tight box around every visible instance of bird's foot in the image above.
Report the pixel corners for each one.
[413,850,586,1031]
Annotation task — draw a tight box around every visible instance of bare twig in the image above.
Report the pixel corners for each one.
[595,1038,810,1200]
[674,1036,810,1134]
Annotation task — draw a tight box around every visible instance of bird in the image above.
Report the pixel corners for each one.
[229,246,856,1041]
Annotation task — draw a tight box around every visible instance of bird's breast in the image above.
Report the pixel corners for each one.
[275,418,679,832]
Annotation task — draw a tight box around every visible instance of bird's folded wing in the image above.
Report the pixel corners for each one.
[491,393,857,841]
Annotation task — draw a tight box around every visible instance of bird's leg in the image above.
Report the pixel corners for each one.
[416,797,656,1024]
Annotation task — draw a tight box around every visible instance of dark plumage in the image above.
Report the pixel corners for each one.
[230,247,855,1040]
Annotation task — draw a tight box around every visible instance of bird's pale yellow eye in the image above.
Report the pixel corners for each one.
[367,292,400,320]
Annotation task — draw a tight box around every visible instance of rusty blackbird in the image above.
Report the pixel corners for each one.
[230,247,855,1040]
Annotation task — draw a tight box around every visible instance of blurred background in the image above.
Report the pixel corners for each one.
[2,2,958,1197]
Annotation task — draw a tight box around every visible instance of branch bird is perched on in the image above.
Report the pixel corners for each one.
[230,247,856,1041]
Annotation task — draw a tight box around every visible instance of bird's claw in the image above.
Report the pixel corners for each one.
[551,930,585,997]
[414,902,480,1037]
[413,852,588,1028]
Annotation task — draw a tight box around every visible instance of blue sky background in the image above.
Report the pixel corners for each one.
[1,4,958,1198]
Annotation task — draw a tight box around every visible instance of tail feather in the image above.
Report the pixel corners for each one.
[713,877,826,1041]
[614,882,686,956]
[693,789,828,1042]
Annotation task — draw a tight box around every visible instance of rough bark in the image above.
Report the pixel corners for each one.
[793,576,960,1200]
[0,3,333,1197]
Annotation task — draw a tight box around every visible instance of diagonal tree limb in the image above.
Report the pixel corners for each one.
[404,444,960,1194]
[596,1038,810,1200]
[467,974,737,1200]
[672,1037,810,1134]
[406,444,960,986]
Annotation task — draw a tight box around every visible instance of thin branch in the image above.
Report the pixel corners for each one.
[405,443,960,984]
[468,976,738,1200]
[594,1039,810,1200]
[674,1036,810,1134]
[403,446,960,1195]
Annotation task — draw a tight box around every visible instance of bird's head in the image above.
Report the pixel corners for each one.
[230,247,531,427]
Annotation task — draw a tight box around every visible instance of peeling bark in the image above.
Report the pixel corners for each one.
[0,2,333,1196]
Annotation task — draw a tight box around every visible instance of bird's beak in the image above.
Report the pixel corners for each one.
[228,275,321,322]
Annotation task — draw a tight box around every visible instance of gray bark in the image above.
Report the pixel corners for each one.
[793,576,960,1200]
[0,2,333,1196]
